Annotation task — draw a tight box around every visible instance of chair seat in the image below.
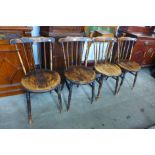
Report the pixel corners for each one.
[64,66,96,84]
[95,63,122,76]
[21,70,61,92]
[118,60,141,72]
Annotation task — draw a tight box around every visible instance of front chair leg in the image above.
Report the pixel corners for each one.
[67,82,73,111]
[55,86,63,112]
[132,71,138,89]
[90,81,95,104]
[26,92,32,125]
[114,76,119,95]
[96,75,104,100]
[117,72,126,94]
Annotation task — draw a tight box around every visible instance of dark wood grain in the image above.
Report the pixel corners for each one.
[64,66,96,84]
[21,70,61,92]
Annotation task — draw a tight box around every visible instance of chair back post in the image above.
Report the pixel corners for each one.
[10,37,55,74]
[117,37,137,62]
[58,37,92,70]
[92,37,116,65]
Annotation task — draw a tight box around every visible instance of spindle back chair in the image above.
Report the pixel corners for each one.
[59,37,92,69]
[92,37,122,98]
[59,37,96,110]
[10,36,62,124]
[117,37,141,92]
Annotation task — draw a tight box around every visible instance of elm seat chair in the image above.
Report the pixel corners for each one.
[59,37,96,111]
[92,37,122,99]
[117,37,141,93]
[10,37,62,124]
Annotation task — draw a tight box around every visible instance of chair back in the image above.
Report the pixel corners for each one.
[92,37,117,65]
[10,36,55,75]
[117,37,137,63]
[59,37,92,70]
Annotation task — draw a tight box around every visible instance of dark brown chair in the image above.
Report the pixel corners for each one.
[117,37,141,93]
[59,37,96,111]
[10,37,62,124]
[92,37,122,98]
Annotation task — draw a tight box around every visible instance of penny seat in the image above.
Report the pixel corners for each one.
[118,60,141,72]
[21,70,61,92]
[95,63,122,77]
[64,66,96,84]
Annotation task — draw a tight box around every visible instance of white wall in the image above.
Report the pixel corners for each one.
[31,26,40,65]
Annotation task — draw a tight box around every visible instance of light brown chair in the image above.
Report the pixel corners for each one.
[59,37,96,111]
[92,37,122,98]
[10,37,62,124]
[117,37,141,93]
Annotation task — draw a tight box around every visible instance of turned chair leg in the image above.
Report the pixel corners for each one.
[26,92,32,124]
[132,71,138,89]
[55,86,63,112]
[96,75,104,100]
[115,76,119,95]
[90,81,95,104]
[67,82,73,111]
[117,72,126,94]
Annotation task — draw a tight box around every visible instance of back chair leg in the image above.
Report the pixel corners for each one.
[115,76,119,95]
[132,71,138,89]
[55,86,62,112]
[90,81,95,104]
[117,72,126,94]
[67,82,73,111]
[61,81,65,91]
[26,91,32,124]
[96,75,104,100]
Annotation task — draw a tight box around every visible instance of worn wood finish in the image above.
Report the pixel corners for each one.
[21,70,61,92]
[59,36,96,110]
[93,37,121,97]
[64,66,96,84]
[117,37,141,92]
[118,60,141,72]
[10,36,62,124]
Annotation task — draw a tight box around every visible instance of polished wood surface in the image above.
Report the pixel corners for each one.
[0,26,32,97]
[118,26,155,66]
[95,63,121,76]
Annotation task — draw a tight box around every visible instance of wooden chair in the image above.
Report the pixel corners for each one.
[117,37,141,93]
[92,37,122,99]
[10,36,62,124]
[59,37,96,111]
